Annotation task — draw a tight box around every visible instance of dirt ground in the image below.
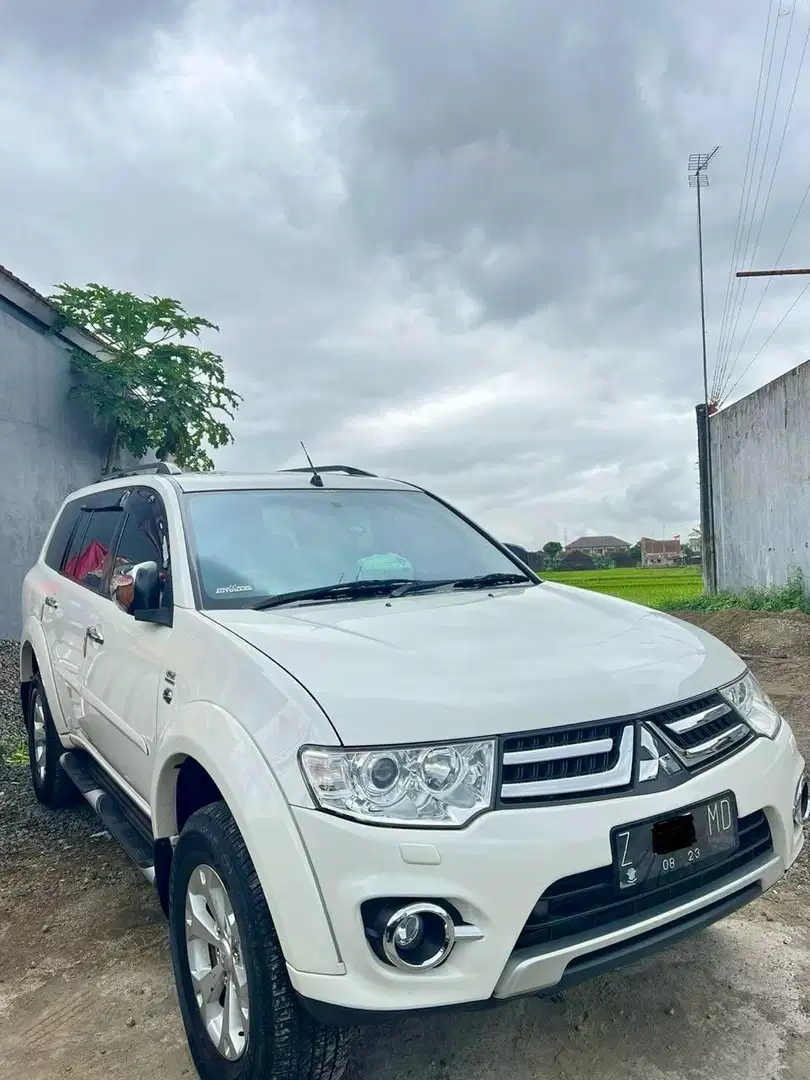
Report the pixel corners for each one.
[2,610,810,1080]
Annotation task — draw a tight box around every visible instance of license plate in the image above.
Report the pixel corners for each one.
[612,792,739,890]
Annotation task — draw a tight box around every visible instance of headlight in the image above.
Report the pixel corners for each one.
[299,740,496,827]
[722,671,782,739]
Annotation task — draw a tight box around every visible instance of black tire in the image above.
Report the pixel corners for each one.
[26,674,79,809]
[168,801,351,1080]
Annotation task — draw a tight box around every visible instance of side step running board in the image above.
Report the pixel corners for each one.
[60,751,156,885]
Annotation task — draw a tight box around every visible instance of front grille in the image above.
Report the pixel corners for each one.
[655,693,753,764]
[514,809,771,952]
[498,689,753,805]
[499,722,634,804]
[502,722,625,786]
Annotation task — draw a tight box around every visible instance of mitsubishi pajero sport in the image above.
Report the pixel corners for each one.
[19,462,807,1080]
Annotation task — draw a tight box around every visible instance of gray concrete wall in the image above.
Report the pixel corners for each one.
[710,359,810,592]
[0,299,109,639]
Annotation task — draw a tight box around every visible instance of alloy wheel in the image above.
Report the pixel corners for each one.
[185,863,250,1061]
[32,694,47,785]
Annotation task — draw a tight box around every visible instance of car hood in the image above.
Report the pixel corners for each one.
[204,583,746,746]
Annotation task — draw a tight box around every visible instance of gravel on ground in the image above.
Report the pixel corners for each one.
[0,639,23,754]
[0,640,97,865]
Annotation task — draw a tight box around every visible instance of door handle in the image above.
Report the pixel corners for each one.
[86,626,105,646]
[44,595,58,610]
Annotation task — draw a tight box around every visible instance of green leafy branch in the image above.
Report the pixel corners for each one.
[49,283,242,471]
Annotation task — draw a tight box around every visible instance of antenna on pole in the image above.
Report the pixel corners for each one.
[300,442,324,487]
[688,147,719,413]
[688,146,719,592]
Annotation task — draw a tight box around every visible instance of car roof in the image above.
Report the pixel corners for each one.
[66,469,416,501]
[174,471,414,493]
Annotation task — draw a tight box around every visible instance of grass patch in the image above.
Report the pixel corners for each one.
[542,566,703,610]
[0,734,28,767]
[668,572,810,615]
[541,565,810,615]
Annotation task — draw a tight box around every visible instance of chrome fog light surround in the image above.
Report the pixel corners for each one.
[793,774,809,826]
[381,902,456,971]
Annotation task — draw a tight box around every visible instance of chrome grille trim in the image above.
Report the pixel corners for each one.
[657,722,750,767]
[664,702,731,735]
[503,737,614,766]
[500,726,634,800]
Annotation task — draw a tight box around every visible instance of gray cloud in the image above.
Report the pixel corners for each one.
[2,0,807,548]
[3,0,184,66]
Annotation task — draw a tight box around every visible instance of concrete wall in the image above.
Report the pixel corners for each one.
[0,299,109,639]
[710,359,810,592]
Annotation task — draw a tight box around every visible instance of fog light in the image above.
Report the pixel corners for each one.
[794,774,809,826]
[380,902,455,971]
[392,912,424,951]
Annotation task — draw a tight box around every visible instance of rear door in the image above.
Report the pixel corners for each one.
[79,486,173,799]
[39,498,83,727]
[43,493,126,734]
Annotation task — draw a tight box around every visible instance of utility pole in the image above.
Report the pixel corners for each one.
[689,148,719,592]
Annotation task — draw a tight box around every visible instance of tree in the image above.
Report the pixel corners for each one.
[50,283,242,472]
[613,543,641,568]
[542,541,563,559]
[560,550,594,571]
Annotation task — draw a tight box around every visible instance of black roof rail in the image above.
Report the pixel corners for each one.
[280,465,378,478]
[102,461,183,480]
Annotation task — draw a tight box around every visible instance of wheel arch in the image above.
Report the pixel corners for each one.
[153,705,344,976]
[19,639,38,719]
[19,623,65,734]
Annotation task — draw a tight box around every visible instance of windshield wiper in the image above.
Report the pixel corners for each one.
[252,579,414,611]
[253,573,533,609]
[450,572,533,590]
[393,572,532,597]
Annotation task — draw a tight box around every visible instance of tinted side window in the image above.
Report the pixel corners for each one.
[44,501,83,571]
[109,489,172,612]
[63,509,124,594]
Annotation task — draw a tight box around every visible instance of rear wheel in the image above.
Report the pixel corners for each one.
[26,675,78,809]
[169,801,350,1080]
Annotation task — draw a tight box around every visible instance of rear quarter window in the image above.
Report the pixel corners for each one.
[44,501,83,571]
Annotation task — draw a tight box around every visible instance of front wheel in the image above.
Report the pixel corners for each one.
[168,801,350,1080]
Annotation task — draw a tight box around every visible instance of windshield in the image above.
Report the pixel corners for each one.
[184,487,532,609]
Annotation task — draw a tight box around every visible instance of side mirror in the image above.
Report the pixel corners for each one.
[131,561,172,626]
[504,543,529,564]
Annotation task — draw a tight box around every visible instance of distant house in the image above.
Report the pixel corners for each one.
[565,535,631,558]
[641,537,682,567]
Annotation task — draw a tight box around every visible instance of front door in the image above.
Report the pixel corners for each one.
[79,486,173,800]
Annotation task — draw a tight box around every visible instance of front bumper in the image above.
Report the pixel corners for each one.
[288,721,804,1016]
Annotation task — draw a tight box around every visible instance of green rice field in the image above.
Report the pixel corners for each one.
[541,566,704,610]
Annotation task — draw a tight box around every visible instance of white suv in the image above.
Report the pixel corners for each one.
[20,463,807,1080]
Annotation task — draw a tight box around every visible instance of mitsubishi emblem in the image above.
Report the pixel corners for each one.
[638,724,682,782]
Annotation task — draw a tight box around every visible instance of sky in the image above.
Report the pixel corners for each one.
[3,0,810,549]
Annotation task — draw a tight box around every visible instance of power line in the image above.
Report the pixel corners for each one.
[715,0,791,387]
[717,9,810,403]
[722,279,810,402]
[715,2,799,397]
[714,0,778,384]
[716,177,810,400]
